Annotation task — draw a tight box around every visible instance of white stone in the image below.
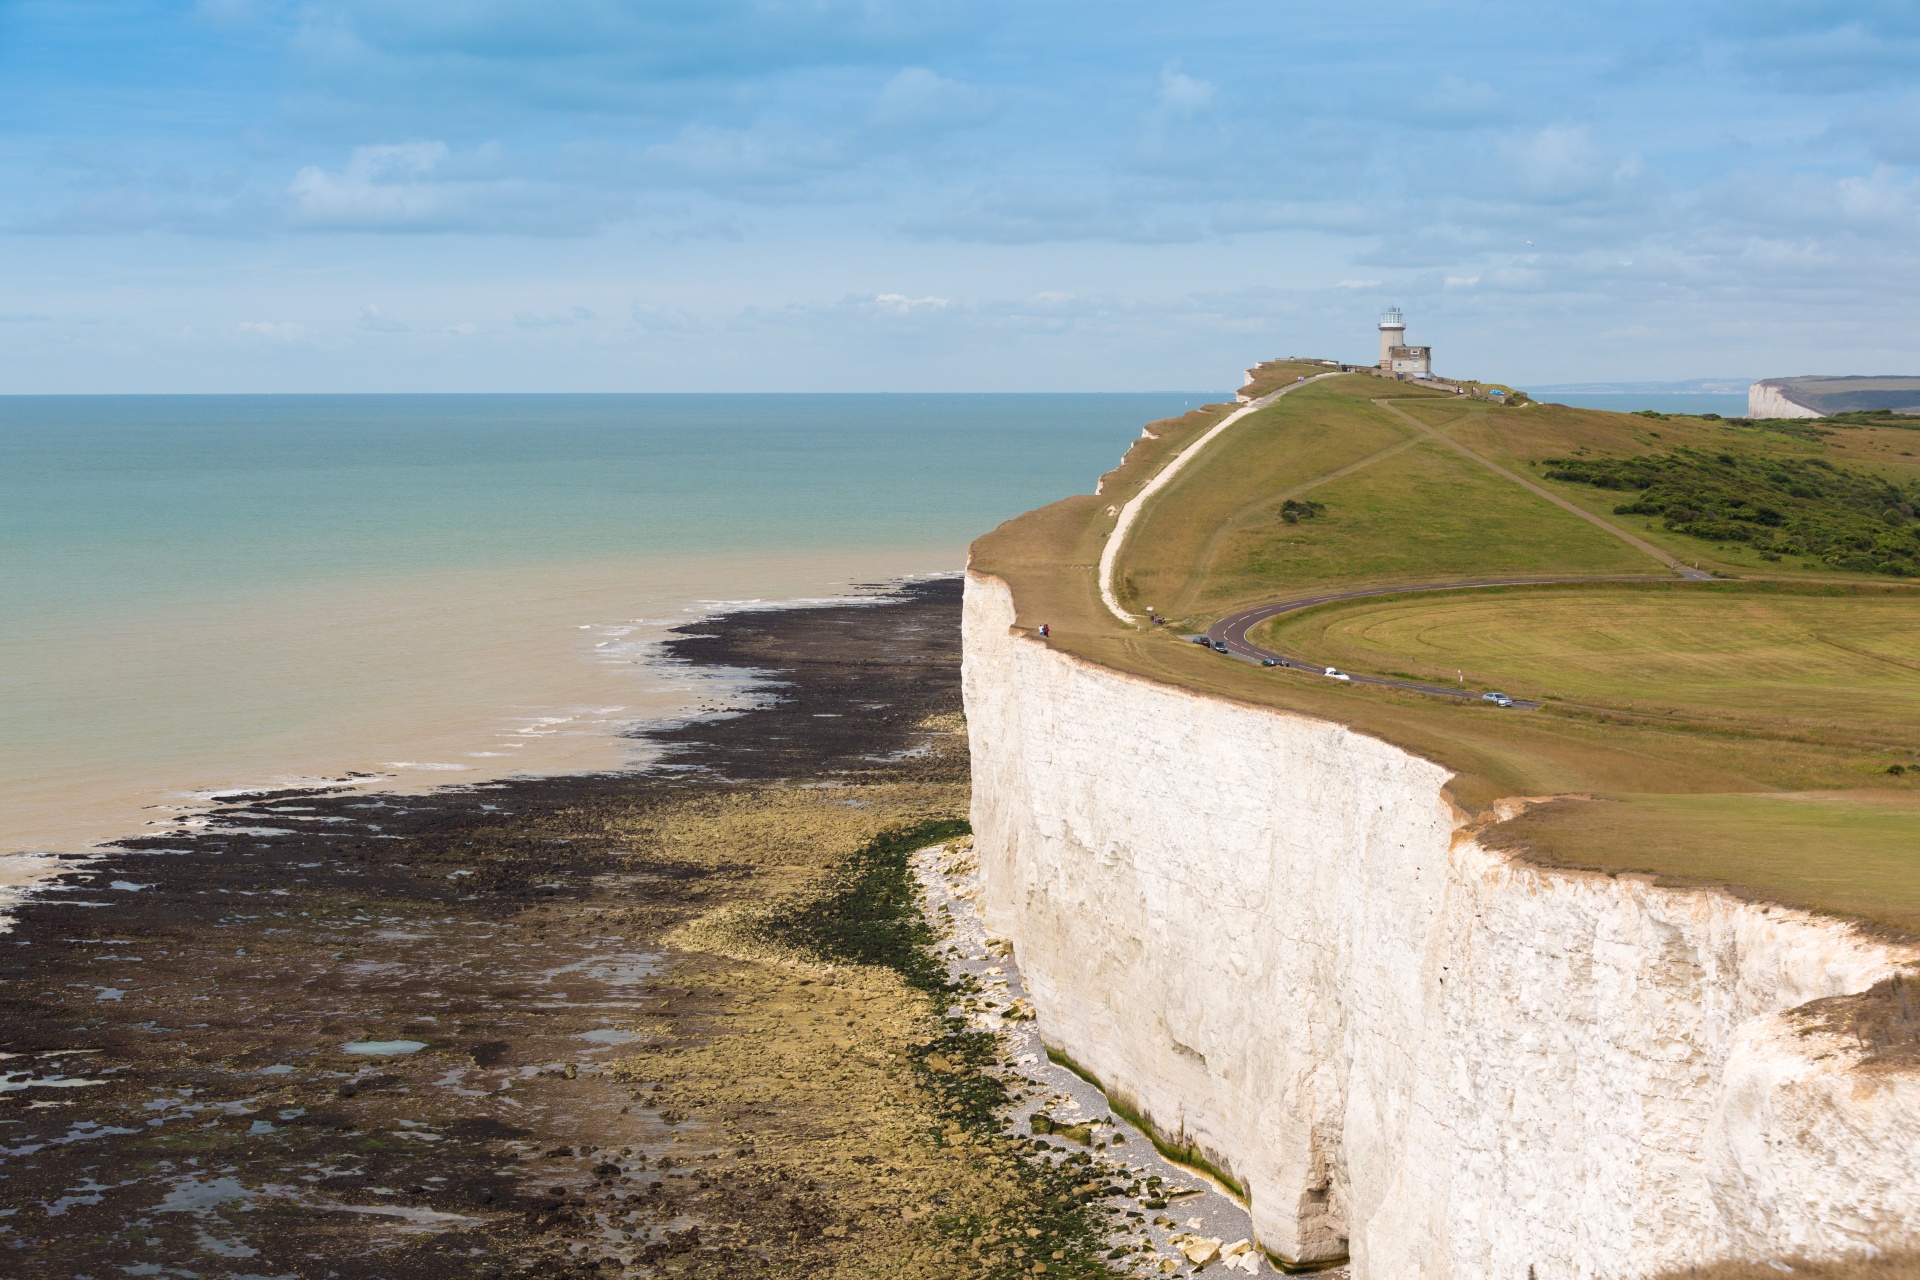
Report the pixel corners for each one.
[1182,1237,1223,1265]
[962,569,1920,1279]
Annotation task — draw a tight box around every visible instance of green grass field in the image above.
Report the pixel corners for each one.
[1248,583,1920,749]
[969,363,1920,935]
[1118,379,1676,624]
[1489,791,1920,936]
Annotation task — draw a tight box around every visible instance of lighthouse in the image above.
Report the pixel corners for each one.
[1378,308,1406,369]
[1377,308,1432,378]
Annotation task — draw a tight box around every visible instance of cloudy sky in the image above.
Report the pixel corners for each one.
[3,0,1916,391]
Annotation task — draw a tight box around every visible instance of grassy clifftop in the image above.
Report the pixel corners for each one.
[969,363,1920,938]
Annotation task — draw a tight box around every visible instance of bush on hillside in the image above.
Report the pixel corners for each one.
[1541,447,1920,576]
[1279,498,1326,524]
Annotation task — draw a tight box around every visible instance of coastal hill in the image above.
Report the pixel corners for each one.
[962,360,1920,1276]
[971,361,1920,936]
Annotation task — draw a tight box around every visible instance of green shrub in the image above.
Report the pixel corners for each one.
[1543,447,1920,576]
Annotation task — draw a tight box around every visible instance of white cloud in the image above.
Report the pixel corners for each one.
[280,140,609,233]
[288,142,452,229]
[873,293,950,313]
[628,302,706,335]
[870,67,998,133]
[1444,275,1481,288]
[237,320,308,341]
[1137,64,1226,172]
[1334,278,1382,289]
[1500,125,1640,203]
[357,303,410,331]
[1154,66,1215,120]
[515,306,595,328]
[1417,76,1511,127]
[643,124,844,188]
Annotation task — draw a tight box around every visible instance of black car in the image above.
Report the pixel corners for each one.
[1211,641,1229,653]
[1260,658,1279,668]
[1190,634,1212,646]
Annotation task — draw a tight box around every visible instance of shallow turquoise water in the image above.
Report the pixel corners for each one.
[1,392,1208,853]
[2,392,1206,622]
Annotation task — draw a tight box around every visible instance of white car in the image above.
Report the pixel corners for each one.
[1482,691,1514,707]
[1324,667,1352,682]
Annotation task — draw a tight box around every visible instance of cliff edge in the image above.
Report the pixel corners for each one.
[960,363,1920,1276]
[964,570,1920,1276]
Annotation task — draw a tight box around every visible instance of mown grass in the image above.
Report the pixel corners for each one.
[969,364,1920,935]
[1486,791,1920,937]
[1247,581,1920,752]
[1119,376,1651,622]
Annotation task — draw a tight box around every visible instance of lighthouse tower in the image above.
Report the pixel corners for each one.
[1377,307,1406,369]
[1376,308,1432,377]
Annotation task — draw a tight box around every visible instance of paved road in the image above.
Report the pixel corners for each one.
[1198,575,1675,706]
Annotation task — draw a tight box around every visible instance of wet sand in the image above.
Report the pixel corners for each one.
[0,580,978,1277]
[3,547,966,858]
[0,577,1266,1279]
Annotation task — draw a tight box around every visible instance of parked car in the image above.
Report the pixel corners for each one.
[1260,658,1279,668]
[1191,634,1212,646]
[1482,691,1514,707]
[1324,667,1351,682]
[1211,641,1229,653]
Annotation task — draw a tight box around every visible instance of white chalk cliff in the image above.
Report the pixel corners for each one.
[1748,381,1825,419]
[963,570,1920,1278]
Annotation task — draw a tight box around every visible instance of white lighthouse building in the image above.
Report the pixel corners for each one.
[1377,308,1432,377]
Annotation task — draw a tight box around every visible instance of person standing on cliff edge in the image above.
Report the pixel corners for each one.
[1039,623,1049,637]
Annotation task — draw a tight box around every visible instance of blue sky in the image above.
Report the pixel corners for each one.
[2,0,1916,392]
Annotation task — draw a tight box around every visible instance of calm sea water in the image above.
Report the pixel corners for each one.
[2,393,1206,860]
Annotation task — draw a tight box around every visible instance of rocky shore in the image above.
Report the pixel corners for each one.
[0,578,1113,1279]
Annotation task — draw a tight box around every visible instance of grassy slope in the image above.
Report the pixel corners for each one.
[1120,379,1655,622]
[969,366,1920,936]
[1403,396,1920,580]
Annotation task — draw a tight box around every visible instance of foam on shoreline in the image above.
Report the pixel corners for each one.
[1,562,964,925]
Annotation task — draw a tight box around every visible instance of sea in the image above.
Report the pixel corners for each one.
[1,392,1207,873]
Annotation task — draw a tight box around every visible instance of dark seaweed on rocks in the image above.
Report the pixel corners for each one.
[776,819,972,996]
[0,577,1008,1279]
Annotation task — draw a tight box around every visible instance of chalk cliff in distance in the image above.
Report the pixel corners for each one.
[1749,375,1920,419]
[963,569,1920,1278]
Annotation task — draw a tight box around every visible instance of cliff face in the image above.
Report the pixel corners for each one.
[963,570,1920,1278]
[1748,381,1826,419]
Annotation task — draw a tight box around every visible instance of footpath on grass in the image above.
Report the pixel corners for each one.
[969,360,1920,942]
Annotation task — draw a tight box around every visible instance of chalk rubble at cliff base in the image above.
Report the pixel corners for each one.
[962,569,1920,1279]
